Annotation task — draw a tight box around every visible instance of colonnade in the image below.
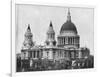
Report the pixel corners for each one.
[58,36,79,45]
[22,49,81,61]
[30,50,42,58]
[53,50,70,60]
[52,49,82,60]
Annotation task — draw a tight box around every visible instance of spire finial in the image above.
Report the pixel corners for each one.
[67,8,71,22]
[50,21,52,27]
[27,24,31,31]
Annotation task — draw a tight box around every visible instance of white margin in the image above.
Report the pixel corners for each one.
[11,0,96,77]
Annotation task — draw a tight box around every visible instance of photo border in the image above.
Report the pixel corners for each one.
[11,0,96,77]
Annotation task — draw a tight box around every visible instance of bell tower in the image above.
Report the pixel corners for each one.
[45,21,56,46]
[23,24,34,49]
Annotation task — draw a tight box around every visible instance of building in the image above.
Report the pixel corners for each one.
[19,9,92,71]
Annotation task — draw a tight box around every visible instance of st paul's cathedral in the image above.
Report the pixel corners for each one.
[17,9,93,72]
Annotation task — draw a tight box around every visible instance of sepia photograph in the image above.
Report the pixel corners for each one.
[15,4,94,72]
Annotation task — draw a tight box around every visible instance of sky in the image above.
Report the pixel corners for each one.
[15,4,94,55]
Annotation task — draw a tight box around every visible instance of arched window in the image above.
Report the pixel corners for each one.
[47,51,49,58]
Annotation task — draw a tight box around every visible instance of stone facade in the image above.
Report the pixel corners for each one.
[20,9,91,70]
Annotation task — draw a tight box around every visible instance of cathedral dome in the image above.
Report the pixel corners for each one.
[60,21,77,34]
[60,9,77,34]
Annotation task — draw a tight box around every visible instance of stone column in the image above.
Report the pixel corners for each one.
[61,38,63,44]
[71,37,72,45]
[74,37,75,44]
[62,51,63,58]
[58,38,59,45]
[69,37,70,44]
[38,51,40,58]
[59,38,60,45]
[63,37,64,45]
[64,37,65,45]
[37,51,38,58]
[62,51,64,58]
[61,38,62,45]
[64,51,66,58]
[58,50,60,60]
[67,51,69,60]
[32,51,33,58]
[71,37,72,44]
[79,50,82,58]
[53,51,55,60]
[34,51,35,58]
[60,38,61,45]
[60,50,61,59]
[73,37,74,44]
[66,37,68,44]
[70,37,72,44]
[37,51,39,58]
[65,37,66,44]
[77,37,79,44]
[39,50,41,58]
[56,51,57,60]
[36,51,38,58]
[63,37,65,44]
[60,51,61,58]
[68,37,70,44]
[67,37,68,44]
[73,37,74,45]
[75,37,76,44]
[76,37,77,44]
[33,51,35,58]
[61,51,62,58]
[62,38,63,45]
[57,50,59,60]
[35,51,37,58]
